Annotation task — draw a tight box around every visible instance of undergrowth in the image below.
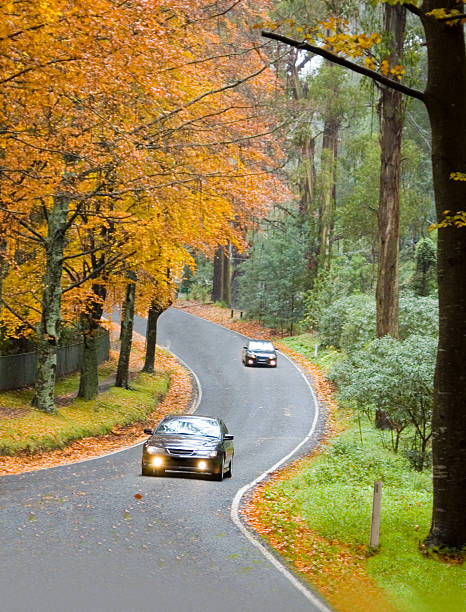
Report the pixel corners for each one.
[255,334,465,612]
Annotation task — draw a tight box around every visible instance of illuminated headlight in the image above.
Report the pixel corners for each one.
[198,460,208,470]
[248,353,256,358]
[248,359,254,364]
[152,456,163,467]
[269,359,276,365]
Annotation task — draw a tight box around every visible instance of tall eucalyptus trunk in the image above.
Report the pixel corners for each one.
[32,193,70,413]
[318,116,339,270]
[376,4,406,339]
[115,280,136,389]
[287,53,318,275]
[421,0,466,549]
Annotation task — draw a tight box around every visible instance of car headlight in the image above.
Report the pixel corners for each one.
[248,352,256,358]
[146,446,163,455]
[196,449,218,457]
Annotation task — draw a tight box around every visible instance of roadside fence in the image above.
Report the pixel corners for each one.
[0,332,110,391]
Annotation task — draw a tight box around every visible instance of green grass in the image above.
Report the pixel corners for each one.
[260,333,465,611]
[281,333,342,373]
[0,359,118,410]
[0,368,170,455]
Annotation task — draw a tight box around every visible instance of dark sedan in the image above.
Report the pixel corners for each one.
[141,414,234,481]
[242,339,277,367]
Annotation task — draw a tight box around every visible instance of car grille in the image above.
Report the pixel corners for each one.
[167,448,194,456]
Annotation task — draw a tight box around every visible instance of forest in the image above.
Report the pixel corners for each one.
[0,0,465,559]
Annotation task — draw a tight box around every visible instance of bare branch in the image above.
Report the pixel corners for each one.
[262,31,425,103]
[0,23,45,41]
[0,298,37,332]
[62,251,134,294]
[1,57,81,86]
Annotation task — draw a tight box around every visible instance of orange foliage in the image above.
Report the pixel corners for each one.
[0,0,288,338]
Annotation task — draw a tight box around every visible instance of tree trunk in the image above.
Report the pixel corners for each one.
[375,4,405,339]
[318,114,339,271]
[78,334,99,400]
[115,281,136,389]
[422,2,466,550]
[78,283,107,400]
[211,246,223,302]
[300,133,316,218]
[0,234,8,319]
[32,193,70,413]
[142,301,163,373]
[221,245,231,307]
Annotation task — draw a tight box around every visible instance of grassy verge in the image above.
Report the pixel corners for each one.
[0,355,170,455]
[246,334,465,612]
[282,333,342,373]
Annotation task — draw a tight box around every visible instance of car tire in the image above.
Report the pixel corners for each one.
[213,455,225,481]
[225,456,233,478]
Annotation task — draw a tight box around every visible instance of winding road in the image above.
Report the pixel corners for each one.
[1,308,328,612]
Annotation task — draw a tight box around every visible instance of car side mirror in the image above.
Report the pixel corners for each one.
[144,429,153,435]
[224,434,234,440]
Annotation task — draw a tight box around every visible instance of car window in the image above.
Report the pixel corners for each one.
[248,341,274,352]
[155,418,221,438]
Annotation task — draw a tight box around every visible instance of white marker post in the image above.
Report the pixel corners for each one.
[370,481,383,548]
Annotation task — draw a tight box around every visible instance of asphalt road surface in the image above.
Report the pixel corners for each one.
[1,308,328,612]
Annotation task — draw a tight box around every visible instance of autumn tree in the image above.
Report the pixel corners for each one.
[1,0,287,409]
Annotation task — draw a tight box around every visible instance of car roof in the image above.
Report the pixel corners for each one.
[248,339,274,347]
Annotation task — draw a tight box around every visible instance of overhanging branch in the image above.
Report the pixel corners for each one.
[262,31,425,103]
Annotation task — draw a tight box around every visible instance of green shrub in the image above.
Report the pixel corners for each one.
[318,294,375,350]
[399,294,438,339]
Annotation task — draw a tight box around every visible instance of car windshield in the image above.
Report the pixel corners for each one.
[155,417,221,438]
[249,341,274,352]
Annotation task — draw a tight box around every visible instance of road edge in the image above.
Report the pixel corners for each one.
[177,309,331,611]
[230,352,332,612]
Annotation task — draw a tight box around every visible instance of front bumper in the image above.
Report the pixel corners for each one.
[142,454,221,474]
[248,357,277,366]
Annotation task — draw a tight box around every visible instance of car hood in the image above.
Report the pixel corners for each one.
[146,435,219,450]
[251,351,276,357]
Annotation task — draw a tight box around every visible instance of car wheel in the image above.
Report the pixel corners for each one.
[213,455,225,481]
[225,456,233,478]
